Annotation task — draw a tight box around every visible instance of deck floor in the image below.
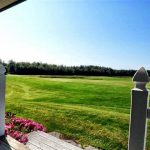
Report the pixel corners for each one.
[0,131,83,150]
[26,131,83,150]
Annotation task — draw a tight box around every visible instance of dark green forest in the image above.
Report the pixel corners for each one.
[0,60,144,76]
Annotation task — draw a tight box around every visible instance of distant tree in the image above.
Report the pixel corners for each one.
[4,60,139,76]
[8,60,16,74]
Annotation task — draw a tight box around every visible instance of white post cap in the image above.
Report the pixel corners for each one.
[0,65,6,75]
[133,67,149,91]
[133,67,149,83]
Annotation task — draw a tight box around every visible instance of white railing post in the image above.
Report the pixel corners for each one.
[0,64,6,136]
[128,67,149,150]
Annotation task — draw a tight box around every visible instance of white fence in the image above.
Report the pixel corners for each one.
[128,67,150,150]
[0,65,6,136]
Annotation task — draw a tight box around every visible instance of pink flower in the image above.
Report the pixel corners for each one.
[5,112,46,144]
[19,135,28,144]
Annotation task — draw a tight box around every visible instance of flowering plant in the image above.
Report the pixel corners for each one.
[5,112,46,144]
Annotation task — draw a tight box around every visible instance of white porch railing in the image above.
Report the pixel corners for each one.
[0,64,6,136]
[128,67,150,150]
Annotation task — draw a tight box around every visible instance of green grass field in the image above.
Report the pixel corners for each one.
[5,75,150,150]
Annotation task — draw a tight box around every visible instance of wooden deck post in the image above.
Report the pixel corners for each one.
[0,65,6,136]
[128,67,149,150]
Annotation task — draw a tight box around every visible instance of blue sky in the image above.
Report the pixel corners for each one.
[0,0,150,69]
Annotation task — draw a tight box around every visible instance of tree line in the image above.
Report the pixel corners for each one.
[0,60,145,76]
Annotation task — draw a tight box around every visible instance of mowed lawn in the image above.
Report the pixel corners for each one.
[5,75,150,150]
